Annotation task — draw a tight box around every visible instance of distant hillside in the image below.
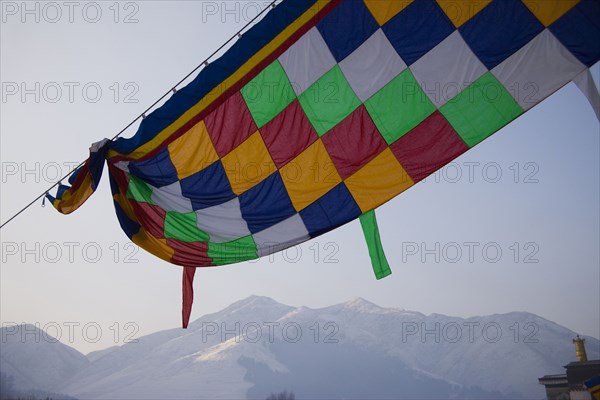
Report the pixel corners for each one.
[0,324,87,399]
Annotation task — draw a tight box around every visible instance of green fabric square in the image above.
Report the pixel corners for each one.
[440,72,524,147]
[208,235,258,266]
[298,65,361,136]
[364,69,436,145]
[126,175,154,204]
[164,212,209,243]
[242,60,296,128]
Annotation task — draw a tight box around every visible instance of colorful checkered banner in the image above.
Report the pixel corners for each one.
[49,0,600,326]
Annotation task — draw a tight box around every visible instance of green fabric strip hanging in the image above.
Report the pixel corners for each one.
[359,210,392,280]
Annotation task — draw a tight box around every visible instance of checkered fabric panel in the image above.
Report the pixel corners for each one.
[51,0,598,268]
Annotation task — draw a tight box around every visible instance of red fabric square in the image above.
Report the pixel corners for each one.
[131,201,166,239]
[204,92,258,157]
[259,100,319,169]
[390,111,469,183]
[167,239,212,267]
[321,106,387,180]
[109,165,129,193]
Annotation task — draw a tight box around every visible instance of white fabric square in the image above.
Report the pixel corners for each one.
[113,161,130,172]
[410,30,487,108]
[253,214,310,257]
[339,29,407,102]
[195,198,251,243]
[151,181,193,213]
[90,138,110,152]
[279,27,337,96]
[574,68,600,121]
[492,29,586,110]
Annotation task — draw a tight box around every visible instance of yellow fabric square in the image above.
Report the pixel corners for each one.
[168,120,219,180]
[56,173,93,214]
[436,0,492,28]
[280,139,342,212]
[363,0,413,26]
[114,192,174,263]
[221,131,277,195]
[132,229,174,263]
[345,148,414,213]
[113,192,137,222]
[522,0,579,27]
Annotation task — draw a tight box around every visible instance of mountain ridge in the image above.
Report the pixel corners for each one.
[1,296,598,399]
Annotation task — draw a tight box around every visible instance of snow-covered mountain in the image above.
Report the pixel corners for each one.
[0,324,88,398]
[1,296,598,399]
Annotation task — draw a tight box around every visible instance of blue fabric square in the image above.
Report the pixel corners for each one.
[239,172,296,234]
[112,200,141,240]
[459,0,544,70]
[300,183,361,238]
[68,165,82,185]
[317,0,379,62]
[180,161,235,211]
[550,0,600,67]
[128,148,179,188]
[382,0,455,66]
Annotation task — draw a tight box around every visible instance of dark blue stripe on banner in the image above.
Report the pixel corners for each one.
[111,0,318,155]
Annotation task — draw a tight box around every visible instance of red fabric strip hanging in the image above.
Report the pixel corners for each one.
[182,267,196,328]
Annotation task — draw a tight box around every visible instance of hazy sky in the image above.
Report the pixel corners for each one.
[1,1,599,354]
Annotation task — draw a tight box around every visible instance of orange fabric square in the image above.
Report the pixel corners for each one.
[522,0,579,27]
[364,0,413,26]
[168,120,219,180]
[221,131,277,195]
[345,148,414,212]
[436,0,492,28]
[280,139,342,212]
